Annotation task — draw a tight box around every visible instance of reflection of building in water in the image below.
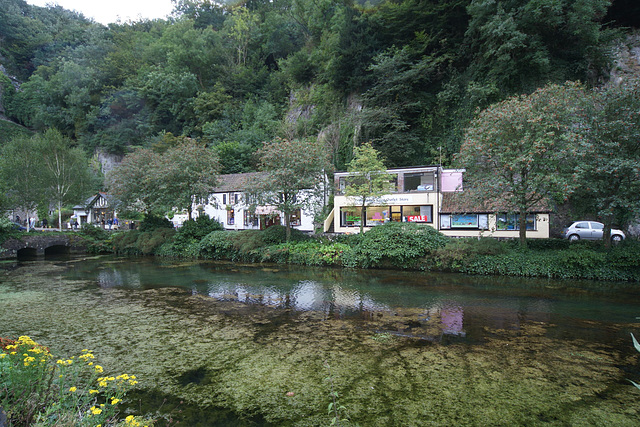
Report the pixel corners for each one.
[97,269,142,289]
[425,303,466,337]
[440,306,465,336]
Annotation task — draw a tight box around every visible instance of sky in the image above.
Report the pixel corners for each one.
[25,0,176,25]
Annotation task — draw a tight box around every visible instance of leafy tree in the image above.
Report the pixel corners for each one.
[38,129,99,231]
[343,142,394,234]
[456,82,588,247]
[107,146,157,214]
[149,139,220,220]
[572,77,640,246]
[251,137,331,241]
[0,134,45,231]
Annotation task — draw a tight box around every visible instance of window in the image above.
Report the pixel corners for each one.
[289,209,302,226]
[244,211,258,227]
[496,214,536,231]
[402,205,433,223]
[340,207,363,227]
[365,206,389,226]
[227,208,235,225]
[591,222,603,230]
[234,193,240,204]
[440,214,488,229]
[222,194,227,205]
[403,172,435,192]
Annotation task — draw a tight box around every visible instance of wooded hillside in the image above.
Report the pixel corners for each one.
[0,0,636,172]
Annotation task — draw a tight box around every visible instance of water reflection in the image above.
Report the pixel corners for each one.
[58,256,640,344]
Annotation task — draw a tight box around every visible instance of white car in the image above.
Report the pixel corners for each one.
[561,221,625,242]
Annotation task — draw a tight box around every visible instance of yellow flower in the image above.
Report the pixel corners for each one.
[90,406,102,415]
[89,389,99,394]
[94,365,104,373]
[0,354,5,359]
[69,387,77,392]
[110,397,121,405]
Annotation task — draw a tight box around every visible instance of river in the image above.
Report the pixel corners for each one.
[1,255,639,426]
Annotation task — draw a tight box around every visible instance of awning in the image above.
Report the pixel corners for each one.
[255,206,279,215]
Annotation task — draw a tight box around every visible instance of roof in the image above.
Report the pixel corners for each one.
[213,172,267,193]
[440,193,551,214]
[73,192,116,210]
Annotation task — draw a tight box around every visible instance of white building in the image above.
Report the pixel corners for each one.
[72,193,118,228]
[327,166,550,239]
[198,172,322,232]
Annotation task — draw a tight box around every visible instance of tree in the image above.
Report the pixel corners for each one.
[0,134,45,231]
[107,139,220,220]
[456,82,588,247]
[107,146,157,214]
[343,142,394,234]
[251,137,331,241]
[149,139,220,220]
[572,77,640,246]
[38,129,99,230]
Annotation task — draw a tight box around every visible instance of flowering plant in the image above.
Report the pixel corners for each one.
[0,336,152,426]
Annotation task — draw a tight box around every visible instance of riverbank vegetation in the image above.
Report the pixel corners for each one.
[0,335,151,426]
[105,219,640,282]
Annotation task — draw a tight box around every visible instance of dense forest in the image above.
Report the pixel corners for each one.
[0,0,638,173]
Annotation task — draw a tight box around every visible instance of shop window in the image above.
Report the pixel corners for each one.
[340,207,363,227]
[403,172,435,192]
[365,206,389,226]
[244,211,258,227]
[227,208,235,225]
[440,214,488,229]
[289,209,302,226]
[496,214,536,230]
[390,206,402,222]
[402,205,433,223]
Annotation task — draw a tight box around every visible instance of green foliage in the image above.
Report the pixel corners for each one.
[111,228,176,256]
[199,230,237,260]
[0,335,150,427]
[345,222,450,269]
[139,213,174,232]
[79,223,109,241]
[261,225,310,245]
[260,241,351,266]
[174,215,224,246]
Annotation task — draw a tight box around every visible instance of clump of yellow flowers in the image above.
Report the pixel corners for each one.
[0,335,153,426]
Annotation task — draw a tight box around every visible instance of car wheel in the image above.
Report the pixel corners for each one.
[568,234,580,242]
[611,235,623,243]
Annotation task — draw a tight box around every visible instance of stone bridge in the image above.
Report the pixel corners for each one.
[0,233,88,259]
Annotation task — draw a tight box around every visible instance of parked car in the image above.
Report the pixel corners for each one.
[561,221,625,242]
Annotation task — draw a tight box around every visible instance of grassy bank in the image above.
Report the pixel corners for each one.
[103,219,640,282]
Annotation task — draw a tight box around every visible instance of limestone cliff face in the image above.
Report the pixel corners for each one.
[610,31,640,84]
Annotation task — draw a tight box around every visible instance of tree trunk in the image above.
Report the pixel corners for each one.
[603,217,613,249]
[58,200,63,232]
[359,201,365,234]
[285,211,291,242]
[518,208,527,249]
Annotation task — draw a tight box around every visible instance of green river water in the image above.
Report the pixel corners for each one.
[1,255,639,426]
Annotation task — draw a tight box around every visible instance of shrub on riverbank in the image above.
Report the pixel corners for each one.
[0,336,151,426]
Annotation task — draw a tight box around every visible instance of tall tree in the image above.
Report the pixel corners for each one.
[107,146,157,214]
[0,134,45,231]
[38,129,99,230]
[572,77,640,246]
[343,142,394,234]
[456,82,588,247]
[251,137,331,241]
[149,138,221,220]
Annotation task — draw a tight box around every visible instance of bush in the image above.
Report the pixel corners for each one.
[260,241,350,266]
[79,223,109,241]
[430,237,508,271]
[111,228,175,256]
[199,230,237,260]
[174,216,223,246]
[346,223,450,269]
[261,225,310,245]
[139,213,174,232]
